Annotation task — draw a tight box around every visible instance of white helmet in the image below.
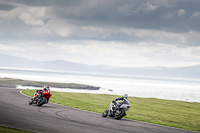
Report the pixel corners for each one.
[123,94,128,99]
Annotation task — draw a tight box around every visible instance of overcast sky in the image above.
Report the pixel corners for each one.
[0,0,200,67]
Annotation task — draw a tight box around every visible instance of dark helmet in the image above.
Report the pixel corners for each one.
[46,85,50,88]
[123,94,128,99]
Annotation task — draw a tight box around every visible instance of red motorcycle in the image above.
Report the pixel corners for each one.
[29,87,52,107]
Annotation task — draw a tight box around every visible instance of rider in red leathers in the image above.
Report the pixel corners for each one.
[33,85,50,103]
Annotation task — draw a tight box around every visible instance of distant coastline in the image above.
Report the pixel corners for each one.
[0,77,100,90]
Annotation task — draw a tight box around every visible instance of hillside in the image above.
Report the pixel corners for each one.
[0,53,200,79]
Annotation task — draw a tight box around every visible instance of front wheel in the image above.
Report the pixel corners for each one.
[114,109,126,120]
[102,109,109,117]
[29,98,33,105]
[37,97,46,107]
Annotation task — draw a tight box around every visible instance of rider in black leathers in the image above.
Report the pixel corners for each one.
[108,94,128,115]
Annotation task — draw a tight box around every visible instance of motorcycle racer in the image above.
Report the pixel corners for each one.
[33,85,50,103]
[29,85,52,106]
[108,94,128,115]
[103,94,131,119]
[42,85,50,103]
[114,94,128,102]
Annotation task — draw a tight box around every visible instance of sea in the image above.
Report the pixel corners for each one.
[0,67,200,103]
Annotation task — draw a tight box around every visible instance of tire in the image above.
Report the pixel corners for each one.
[29,98,33,105]
[37,97,46,107]
[114,109,126,120]
[102,109,109,117]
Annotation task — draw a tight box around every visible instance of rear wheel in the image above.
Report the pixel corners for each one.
[114,109,126,120]
[37,97,46,107]
[102,109,109,117]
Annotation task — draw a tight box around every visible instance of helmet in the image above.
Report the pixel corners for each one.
[46,85,50,88]
[123,94,128,99]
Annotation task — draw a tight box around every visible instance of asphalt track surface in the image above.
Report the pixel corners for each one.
[0,87,198,133]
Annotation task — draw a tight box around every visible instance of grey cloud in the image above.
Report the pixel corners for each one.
[44,0,200,33]
[0,3,16,10]
[2,0,200,32]
[1,0,83,7]
[0,0,200,46]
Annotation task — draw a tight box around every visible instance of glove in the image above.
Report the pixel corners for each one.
[112,100,116,103]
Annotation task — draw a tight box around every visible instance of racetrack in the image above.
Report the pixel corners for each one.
[0,87,198,133]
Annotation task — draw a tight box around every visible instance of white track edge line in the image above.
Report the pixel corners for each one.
[19,90,100,115]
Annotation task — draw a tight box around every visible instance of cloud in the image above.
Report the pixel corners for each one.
[18,8,46,26]
[1,1,200,34]
[0,44,25,51]
[138,2,158,12]
[177,9,186,16]
[117,2,158,16]
[0,4,46,26]
[44,40,200,67]
[32,18,77,37]
[192,11,200,17]
[1,38,200,67]
[0,3,16,11]
[0,0,200,67]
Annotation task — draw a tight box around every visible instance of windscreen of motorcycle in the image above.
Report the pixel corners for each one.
[123,98,130,105]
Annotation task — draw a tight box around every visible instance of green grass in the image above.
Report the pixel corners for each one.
[23,89,200,132]
[0,126,30,133]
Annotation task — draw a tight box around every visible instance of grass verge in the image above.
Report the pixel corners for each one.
[0,126,30,133]
[23,89,200,132]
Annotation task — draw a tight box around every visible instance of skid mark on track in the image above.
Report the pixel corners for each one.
[54,110,132,133]
[55,110,94,126]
